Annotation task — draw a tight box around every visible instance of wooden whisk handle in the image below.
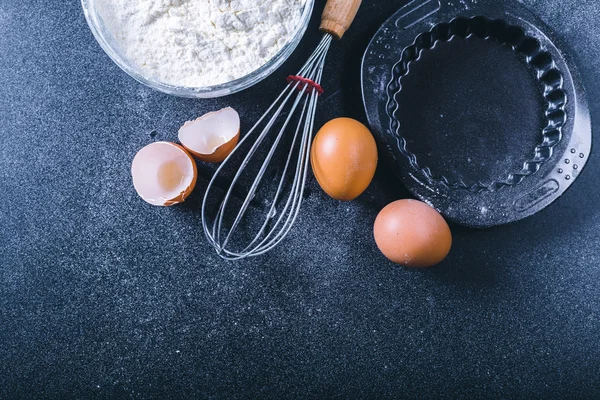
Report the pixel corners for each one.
[319,0,362,40]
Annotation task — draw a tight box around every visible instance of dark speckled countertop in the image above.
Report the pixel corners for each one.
[1,0,600,398]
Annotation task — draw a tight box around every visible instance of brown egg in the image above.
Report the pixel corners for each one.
[131,142,198,207]
[311,118,378,201]
[374,199,452,268]
[178,107,240,163]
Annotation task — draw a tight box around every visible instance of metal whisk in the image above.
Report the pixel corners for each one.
[202,0,362,260]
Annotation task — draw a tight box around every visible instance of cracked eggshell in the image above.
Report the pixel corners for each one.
[131,141,198,207]
[178,107,240,163]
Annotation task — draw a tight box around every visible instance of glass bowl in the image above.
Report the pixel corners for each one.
[81,0,315,98]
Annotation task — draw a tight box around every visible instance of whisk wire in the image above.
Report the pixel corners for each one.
[202,34,334,259]
[241,96,311,253]
[203,84,295,248]
[214,84,303,253]
[250,59,330,256]
[219,85,309,254]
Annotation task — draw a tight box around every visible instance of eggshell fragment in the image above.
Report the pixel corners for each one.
[374,199,452,268]
[178,107,240,163]
[311,118,378,201]
[131,141,197,206]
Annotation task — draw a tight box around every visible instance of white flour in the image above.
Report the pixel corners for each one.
[96,0,307,87]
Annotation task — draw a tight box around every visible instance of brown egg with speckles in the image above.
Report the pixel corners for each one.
[374,199,452,268]
[311,118,378,201]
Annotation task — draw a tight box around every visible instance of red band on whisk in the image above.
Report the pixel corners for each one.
[287,75,324,95]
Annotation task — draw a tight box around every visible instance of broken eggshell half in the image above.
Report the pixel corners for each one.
[131,141,198,206]
[178,107,241,163]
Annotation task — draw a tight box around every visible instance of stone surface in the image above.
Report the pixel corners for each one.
[1,0,599,398]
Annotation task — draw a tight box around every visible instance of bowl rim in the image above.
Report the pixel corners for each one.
[81,0,315,98]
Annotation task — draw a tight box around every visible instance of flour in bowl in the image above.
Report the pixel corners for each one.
[96,0,308,87]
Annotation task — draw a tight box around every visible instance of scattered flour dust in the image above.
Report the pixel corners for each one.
[96,0,308,87]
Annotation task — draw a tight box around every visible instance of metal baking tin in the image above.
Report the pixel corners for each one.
[362,0,592,227]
